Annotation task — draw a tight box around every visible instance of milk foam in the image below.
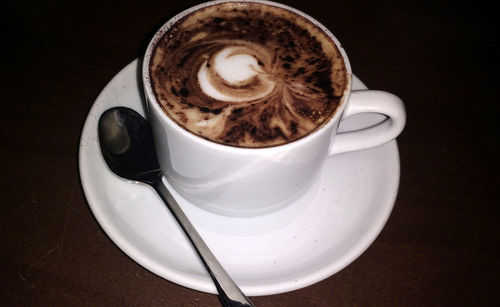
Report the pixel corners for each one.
[214,47,258,85]
[198,46,275,102]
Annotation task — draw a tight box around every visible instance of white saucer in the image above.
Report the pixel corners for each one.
[79,59,400,296]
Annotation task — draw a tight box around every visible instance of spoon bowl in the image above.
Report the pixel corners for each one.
[98,108,161,184]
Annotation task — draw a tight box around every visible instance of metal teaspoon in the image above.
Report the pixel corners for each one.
[98,107,254,307]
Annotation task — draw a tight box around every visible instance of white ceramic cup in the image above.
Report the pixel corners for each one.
[142,0,406,216]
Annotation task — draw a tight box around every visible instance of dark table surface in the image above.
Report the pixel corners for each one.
[2,0,498,306]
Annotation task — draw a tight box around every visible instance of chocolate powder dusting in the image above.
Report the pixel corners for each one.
[150,2,347,148]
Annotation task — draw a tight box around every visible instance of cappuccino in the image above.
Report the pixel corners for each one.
[150,1,347,147]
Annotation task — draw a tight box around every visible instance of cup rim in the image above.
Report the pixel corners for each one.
[142,0,353,154]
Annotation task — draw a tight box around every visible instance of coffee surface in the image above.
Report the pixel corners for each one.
[150,2,347,147]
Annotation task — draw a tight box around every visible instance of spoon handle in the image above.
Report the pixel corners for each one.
[152,180,255,307]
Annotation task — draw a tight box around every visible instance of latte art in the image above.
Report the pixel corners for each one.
[150,2,347,147]
[198,45,275,102]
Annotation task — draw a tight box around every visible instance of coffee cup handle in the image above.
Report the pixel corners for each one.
[328,90,406,155]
